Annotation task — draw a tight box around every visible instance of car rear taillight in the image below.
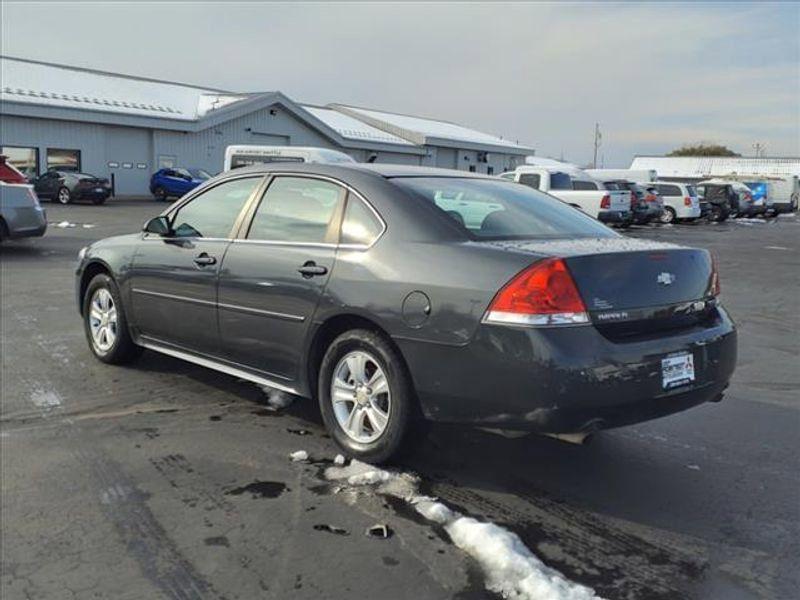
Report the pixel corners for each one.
[684,196,692,206]
[600,194,611,209]
[645,193,657,203]
[484,258,589,326]
[710,253,721,297]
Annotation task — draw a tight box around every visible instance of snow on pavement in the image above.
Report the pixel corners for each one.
[258,385,294,410]
[323,459,603,600]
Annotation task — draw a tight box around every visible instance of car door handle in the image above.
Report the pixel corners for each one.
[193,253,217,267]
[297,262,328,278]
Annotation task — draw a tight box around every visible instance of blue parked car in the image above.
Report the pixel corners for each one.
[149,168,212,201]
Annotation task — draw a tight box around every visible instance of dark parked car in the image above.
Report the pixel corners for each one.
[33,170,111,205]
[696,181,737,222]
[150,167,211,201]
[75,164,737,463]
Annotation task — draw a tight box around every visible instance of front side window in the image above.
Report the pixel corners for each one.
[171,177,261,238]
[2,146,39,178]
[395,177,616,241]
[47,148,81,171]
[340,194,383,246]
[248,176,345,243]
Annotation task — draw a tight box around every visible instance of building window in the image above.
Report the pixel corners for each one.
[487,166,494,175]
[1,146,39,178]
[47,148,81,171]
[468,165,476,173]
[477,151,488,163]
[158,155,177,169]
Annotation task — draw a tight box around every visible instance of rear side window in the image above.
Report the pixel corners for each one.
[656,184,681,196]
[248,176,345,243]
[549,172,572,190]
[518,173,541,188]
[340,194,383,246]
[394,177,616,241]
[171,177,261,238]
[571,180,598,190]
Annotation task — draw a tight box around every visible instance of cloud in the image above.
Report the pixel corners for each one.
[2,1,797,166]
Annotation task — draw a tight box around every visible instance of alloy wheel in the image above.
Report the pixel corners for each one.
[58,188,71,204]
[331,350,391,443]
[88,288,118,353]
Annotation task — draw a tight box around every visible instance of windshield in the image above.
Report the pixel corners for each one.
[394,177,616,241]
[187,168,212,180]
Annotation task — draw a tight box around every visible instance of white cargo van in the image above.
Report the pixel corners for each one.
[223,146,356,171]
[500,166,631,223]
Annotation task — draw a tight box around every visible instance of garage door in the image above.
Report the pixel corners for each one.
[104,126,152,196]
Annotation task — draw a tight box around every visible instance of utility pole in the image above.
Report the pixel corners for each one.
[752,142,766,157]
[592,122,602,168]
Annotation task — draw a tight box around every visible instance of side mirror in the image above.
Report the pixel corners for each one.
[143,215,172,236]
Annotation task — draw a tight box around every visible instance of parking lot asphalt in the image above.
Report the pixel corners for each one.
[1,199,798,600]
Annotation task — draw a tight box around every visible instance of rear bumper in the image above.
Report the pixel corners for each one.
[74,188,111,200]
[598,210,631,224]
[398,306,736,433]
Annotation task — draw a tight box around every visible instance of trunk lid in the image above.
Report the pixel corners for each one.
[477,237,717,339]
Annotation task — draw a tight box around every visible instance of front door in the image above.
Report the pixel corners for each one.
[129,176,264,355]
[218,175,345,382]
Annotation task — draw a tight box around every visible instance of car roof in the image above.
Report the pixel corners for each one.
[222,162,496,180]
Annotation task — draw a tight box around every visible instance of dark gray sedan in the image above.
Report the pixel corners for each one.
[75,163,737,463]
[34,170,112,205]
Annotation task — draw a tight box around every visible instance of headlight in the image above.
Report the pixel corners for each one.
[78,246,89,261]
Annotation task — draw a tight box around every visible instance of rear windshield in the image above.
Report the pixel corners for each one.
[686,185,697,196]
[394,177,616,241]
[549,172,573,190]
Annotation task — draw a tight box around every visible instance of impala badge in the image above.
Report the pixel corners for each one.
[657,272,676,286]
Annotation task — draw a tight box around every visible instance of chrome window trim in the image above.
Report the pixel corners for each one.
[138,338,299,394]
[243,172,387,251]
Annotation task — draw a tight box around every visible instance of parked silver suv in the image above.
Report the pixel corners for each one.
[0,182,47,242]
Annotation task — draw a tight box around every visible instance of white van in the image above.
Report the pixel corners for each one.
[223,146,356,171]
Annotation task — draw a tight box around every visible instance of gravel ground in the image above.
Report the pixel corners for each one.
[1,199,798,600]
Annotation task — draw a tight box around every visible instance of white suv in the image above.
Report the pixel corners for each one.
[652,182,701,223]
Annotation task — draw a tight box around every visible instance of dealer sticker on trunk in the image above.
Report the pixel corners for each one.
[661,352,695,389]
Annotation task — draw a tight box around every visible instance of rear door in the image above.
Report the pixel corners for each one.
[217,175,346,382]
[129,175,263,354]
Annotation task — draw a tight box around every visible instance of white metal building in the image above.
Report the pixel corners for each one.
[0,56,533,195]
[630,156,800,181]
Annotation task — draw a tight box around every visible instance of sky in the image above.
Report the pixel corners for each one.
[2,1,798,167]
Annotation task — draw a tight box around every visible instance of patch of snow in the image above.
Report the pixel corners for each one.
[777,212,796,218]
[734,218,766,225]
[333,454,346,466]
[686,464,701,471]
[54,221,76,228]
[289,450,308,462]
[323,460,602,600]
[82,223,95,229]
[764,246,789,251]
[30,388,62,408]
[258,385,294,410]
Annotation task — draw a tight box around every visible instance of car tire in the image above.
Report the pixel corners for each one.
[660,207,676,224]
[318,329,418,464]
[82,273,142,364]
[153,186,168,201]
[57,187,72,205]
